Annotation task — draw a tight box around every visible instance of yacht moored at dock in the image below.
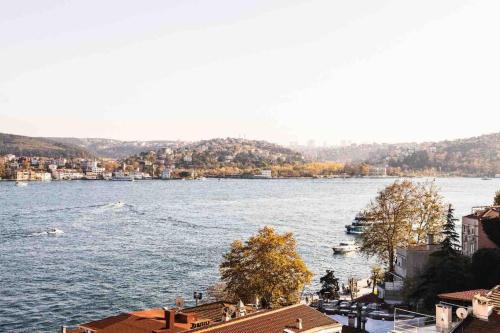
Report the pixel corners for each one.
[345,213,375,235]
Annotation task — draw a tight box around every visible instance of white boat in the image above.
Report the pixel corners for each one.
[332,241,358,254]
[47,228,64,235]
[15,181,28,187]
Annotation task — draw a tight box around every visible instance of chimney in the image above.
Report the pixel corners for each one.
[163,307,175,330]
[427,233,434,245]
[60,326,67,333]
[472,294,493,320]
[296,318,303,330]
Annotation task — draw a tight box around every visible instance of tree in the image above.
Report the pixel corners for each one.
[219,226,312,308]
[370,265,385,293]
[471,248,500,289]
[411,254,472,310]
[413,183,445,244]
[440,204,460,255]
[494,190,500,206]
[360,180,444,272]
[318,270,340,300]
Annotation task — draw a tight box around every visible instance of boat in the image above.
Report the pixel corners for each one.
[345,213,375,235]
[481,177,492,180]
[332,241,358,254]
[112,171,134,181]
[15,181,28,187]
[47,228,64,235]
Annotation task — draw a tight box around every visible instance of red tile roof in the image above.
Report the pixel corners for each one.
[458,311,500,333]
[191,304,340,333]
[73,303,340,333]
[438,289,489,302]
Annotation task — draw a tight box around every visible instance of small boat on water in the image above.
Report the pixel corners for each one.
[15,181,28,187]
[481,177,492,180]
[332,241,358,254]
[47,228,64,235]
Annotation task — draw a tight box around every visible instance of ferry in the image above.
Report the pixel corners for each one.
[345,213,374,235]
[332,241,358,254]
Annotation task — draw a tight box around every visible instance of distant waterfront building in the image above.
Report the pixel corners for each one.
[161,169,171,179]
[63,302,342,333]
[462,206,500,257]
[254,169,272,179]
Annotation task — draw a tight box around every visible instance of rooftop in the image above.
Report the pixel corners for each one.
[438,289,489,302]
[68,302,341,333]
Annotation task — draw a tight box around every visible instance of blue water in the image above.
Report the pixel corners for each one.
[0,178,498,332]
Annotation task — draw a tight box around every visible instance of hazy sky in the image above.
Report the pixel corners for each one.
[1,1,499,145]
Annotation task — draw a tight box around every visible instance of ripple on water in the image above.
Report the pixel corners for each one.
[0,178,499,332]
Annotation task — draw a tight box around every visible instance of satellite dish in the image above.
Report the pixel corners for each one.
[456,308,468,320]
[175,297,185,309]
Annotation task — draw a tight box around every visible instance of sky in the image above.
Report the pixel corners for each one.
[1,0,499,145]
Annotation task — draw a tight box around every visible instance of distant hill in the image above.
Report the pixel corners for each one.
[297,132,500,176]
[0,133,93,158]
[174,137,304,168]
[50,137,185,159]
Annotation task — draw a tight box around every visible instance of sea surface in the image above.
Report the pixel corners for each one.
[0,177,499,332]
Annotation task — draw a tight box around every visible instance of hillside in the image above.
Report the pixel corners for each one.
[50,137,184,159]
[298,132,500,176]
[0,133,93,158]
[178,138,304,168]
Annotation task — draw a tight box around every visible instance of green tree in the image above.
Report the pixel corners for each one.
[440,204,460,255]
[494,190,500,206]
[360,180,444,272]
[220,226,312,308]
[318,270,340,300]
[411,254,472,310]
[471,248,500,289]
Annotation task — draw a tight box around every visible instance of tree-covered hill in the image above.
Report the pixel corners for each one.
[0,133,93,158]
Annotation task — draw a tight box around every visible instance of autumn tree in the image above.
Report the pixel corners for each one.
[494,190,500,206]
[220,226,312,308]
[370,265,385,293]
[318,270,340,300]
[360,180,444,272]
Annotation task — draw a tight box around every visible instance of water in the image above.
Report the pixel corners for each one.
[0,178,498,332]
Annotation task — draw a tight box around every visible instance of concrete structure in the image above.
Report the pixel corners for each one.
[462,206,500,257]
[394,235,440,279]
[379,235,439,304]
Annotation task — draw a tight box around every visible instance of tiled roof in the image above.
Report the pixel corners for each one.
[438,289,489,302]
[458,311,500,333]
[191,304,340,333]
[73,303,339,333]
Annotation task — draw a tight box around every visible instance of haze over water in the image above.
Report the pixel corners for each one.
[1,178,498,332]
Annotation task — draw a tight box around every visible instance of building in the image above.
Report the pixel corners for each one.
[254,169,272,179]
[64,302,342,333]
[390,285,500,333]
[379,235,440,304]
[161,169,171,179]
[462,206,500,257]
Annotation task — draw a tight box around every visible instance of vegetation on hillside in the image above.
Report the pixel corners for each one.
[0,133,93,158]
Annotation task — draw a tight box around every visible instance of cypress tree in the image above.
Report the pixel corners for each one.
[441,204,460,255]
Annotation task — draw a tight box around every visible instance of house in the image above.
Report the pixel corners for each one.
[462,206,500,257]
[63,302,342,333]
[379,235,440,304]
[390,285,500,333]
[161,169,171,179]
